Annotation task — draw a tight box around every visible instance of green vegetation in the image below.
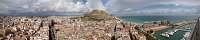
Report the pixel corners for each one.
[143,32,158,40]
[139,29,158,40]
[135,25,143,32]
[134,26,140,31]
[145,34,158,40]
[147,30,154,34]
[136,26,158,40]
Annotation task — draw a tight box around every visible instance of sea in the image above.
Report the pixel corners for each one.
[118,16,199,40]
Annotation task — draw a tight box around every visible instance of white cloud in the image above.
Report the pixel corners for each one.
[131,8,197,14]
[25,0,86,12]
[158,0,200,6]
[22,0,107,13]
[106,0,200,14]
[124,8,132,11]
[0,0,106,14]
[85,0,106,12]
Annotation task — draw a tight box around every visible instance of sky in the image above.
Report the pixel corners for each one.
[0,0,200,16]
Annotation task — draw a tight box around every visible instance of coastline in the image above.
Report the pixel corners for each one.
[145,26,172,31]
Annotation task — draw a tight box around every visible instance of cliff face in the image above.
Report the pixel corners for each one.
[81,10,115,21]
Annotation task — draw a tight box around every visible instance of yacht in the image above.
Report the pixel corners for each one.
[160,33,169,37]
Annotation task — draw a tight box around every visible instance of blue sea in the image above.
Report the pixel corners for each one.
[119,16,198,23]
[118,16,199,40]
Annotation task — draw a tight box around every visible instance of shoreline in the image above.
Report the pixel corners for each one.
[144,20,195,31]
[145,26,172,31]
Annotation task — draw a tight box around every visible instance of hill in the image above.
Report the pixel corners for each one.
[80,9,115,21]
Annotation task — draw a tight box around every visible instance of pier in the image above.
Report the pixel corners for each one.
[160,29,186,38]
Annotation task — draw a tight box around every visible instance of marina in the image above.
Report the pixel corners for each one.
[181,31,191,40]
[158,24,193,40]
[159,29,191,40]
[160,29,179,37]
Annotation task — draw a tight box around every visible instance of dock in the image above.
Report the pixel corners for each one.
[160,29,190,38]
[160,29,179,37]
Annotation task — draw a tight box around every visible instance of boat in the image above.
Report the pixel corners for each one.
[174,29,179,32]
[160,33,169,37]
[185,28,190,30]
[181,38,186,40]
[160,29,180,37]
[168,32,174,35]
[183,30,188,32]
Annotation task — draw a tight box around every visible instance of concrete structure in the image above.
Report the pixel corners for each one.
[190,18,200,40]
[143,20,170,28]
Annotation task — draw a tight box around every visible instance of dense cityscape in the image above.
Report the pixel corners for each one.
[0,10,197,40]
[1,0,200,40]
[0,10,141,40]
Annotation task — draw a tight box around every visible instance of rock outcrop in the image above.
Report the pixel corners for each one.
[81,9,115,21]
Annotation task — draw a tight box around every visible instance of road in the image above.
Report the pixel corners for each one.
[49,20,55,40]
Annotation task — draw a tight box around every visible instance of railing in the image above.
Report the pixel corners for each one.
[189,18,199,40]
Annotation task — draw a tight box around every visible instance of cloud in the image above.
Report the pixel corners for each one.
[106,0,170,11]
[134,9,197,14]
[85,0,106,11]
[0,3,9,14]
[105,0,200,15]
[24,0,106,13]
[24,0,86,12]
[0,0,106,14]
[124,8,132,11]
[106,0,200,9]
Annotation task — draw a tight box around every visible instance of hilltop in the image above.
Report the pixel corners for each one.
[80,10,116,21]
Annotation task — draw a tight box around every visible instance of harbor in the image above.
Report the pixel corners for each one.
[181,31,191,40]
[154,24,194,40]
[160,29,191,38]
